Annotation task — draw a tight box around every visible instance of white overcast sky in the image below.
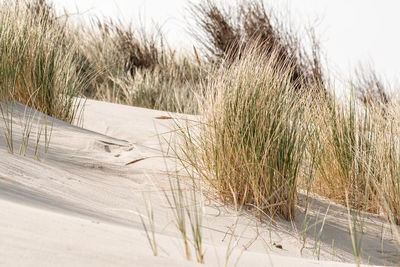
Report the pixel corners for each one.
[51,0,400,88]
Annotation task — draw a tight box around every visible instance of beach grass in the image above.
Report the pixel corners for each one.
[0,0,91,123]
[0,0,93,159]
[175,45,309,220]
[2,0,400,260]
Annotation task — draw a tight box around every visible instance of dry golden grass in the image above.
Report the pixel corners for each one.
[78,18,204,114]
[307,88,400,224]
[176,45,310,221]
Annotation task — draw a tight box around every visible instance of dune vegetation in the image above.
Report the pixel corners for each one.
[1,0,399,261]
[0,0,91,122]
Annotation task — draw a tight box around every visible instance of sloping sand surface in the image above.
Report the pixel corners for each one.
[0,100,398,266]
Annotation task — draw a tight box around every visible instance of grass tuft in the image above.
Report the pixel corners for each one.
[177,45,309,220]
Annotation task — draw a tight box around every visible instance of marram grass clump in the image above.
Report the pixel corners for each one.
[0,0,92,123]
[178,46,309,220]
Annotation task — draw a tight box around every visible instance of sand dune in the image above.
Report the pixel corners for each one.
[0,100,397,266]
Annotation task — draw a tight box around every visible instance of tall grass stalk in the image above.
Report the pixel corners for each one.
[0,101,15,153]
[139,194,158,257]
[33,115,52,160]
[164,174,191,261]
[345,191,361,267]
[185,179,204,264]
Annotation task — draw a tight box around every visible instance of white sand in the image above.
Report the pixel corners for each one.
[0,99,398,266]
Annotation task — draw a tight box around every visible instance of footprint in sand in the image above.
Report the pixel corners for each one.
[96,139,146,165]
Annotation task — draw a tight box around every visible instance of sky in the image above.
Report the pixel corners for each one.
[51,0,400,89]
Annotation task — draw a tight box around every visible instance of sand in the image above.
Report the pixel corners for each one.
[0,99,398,266]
